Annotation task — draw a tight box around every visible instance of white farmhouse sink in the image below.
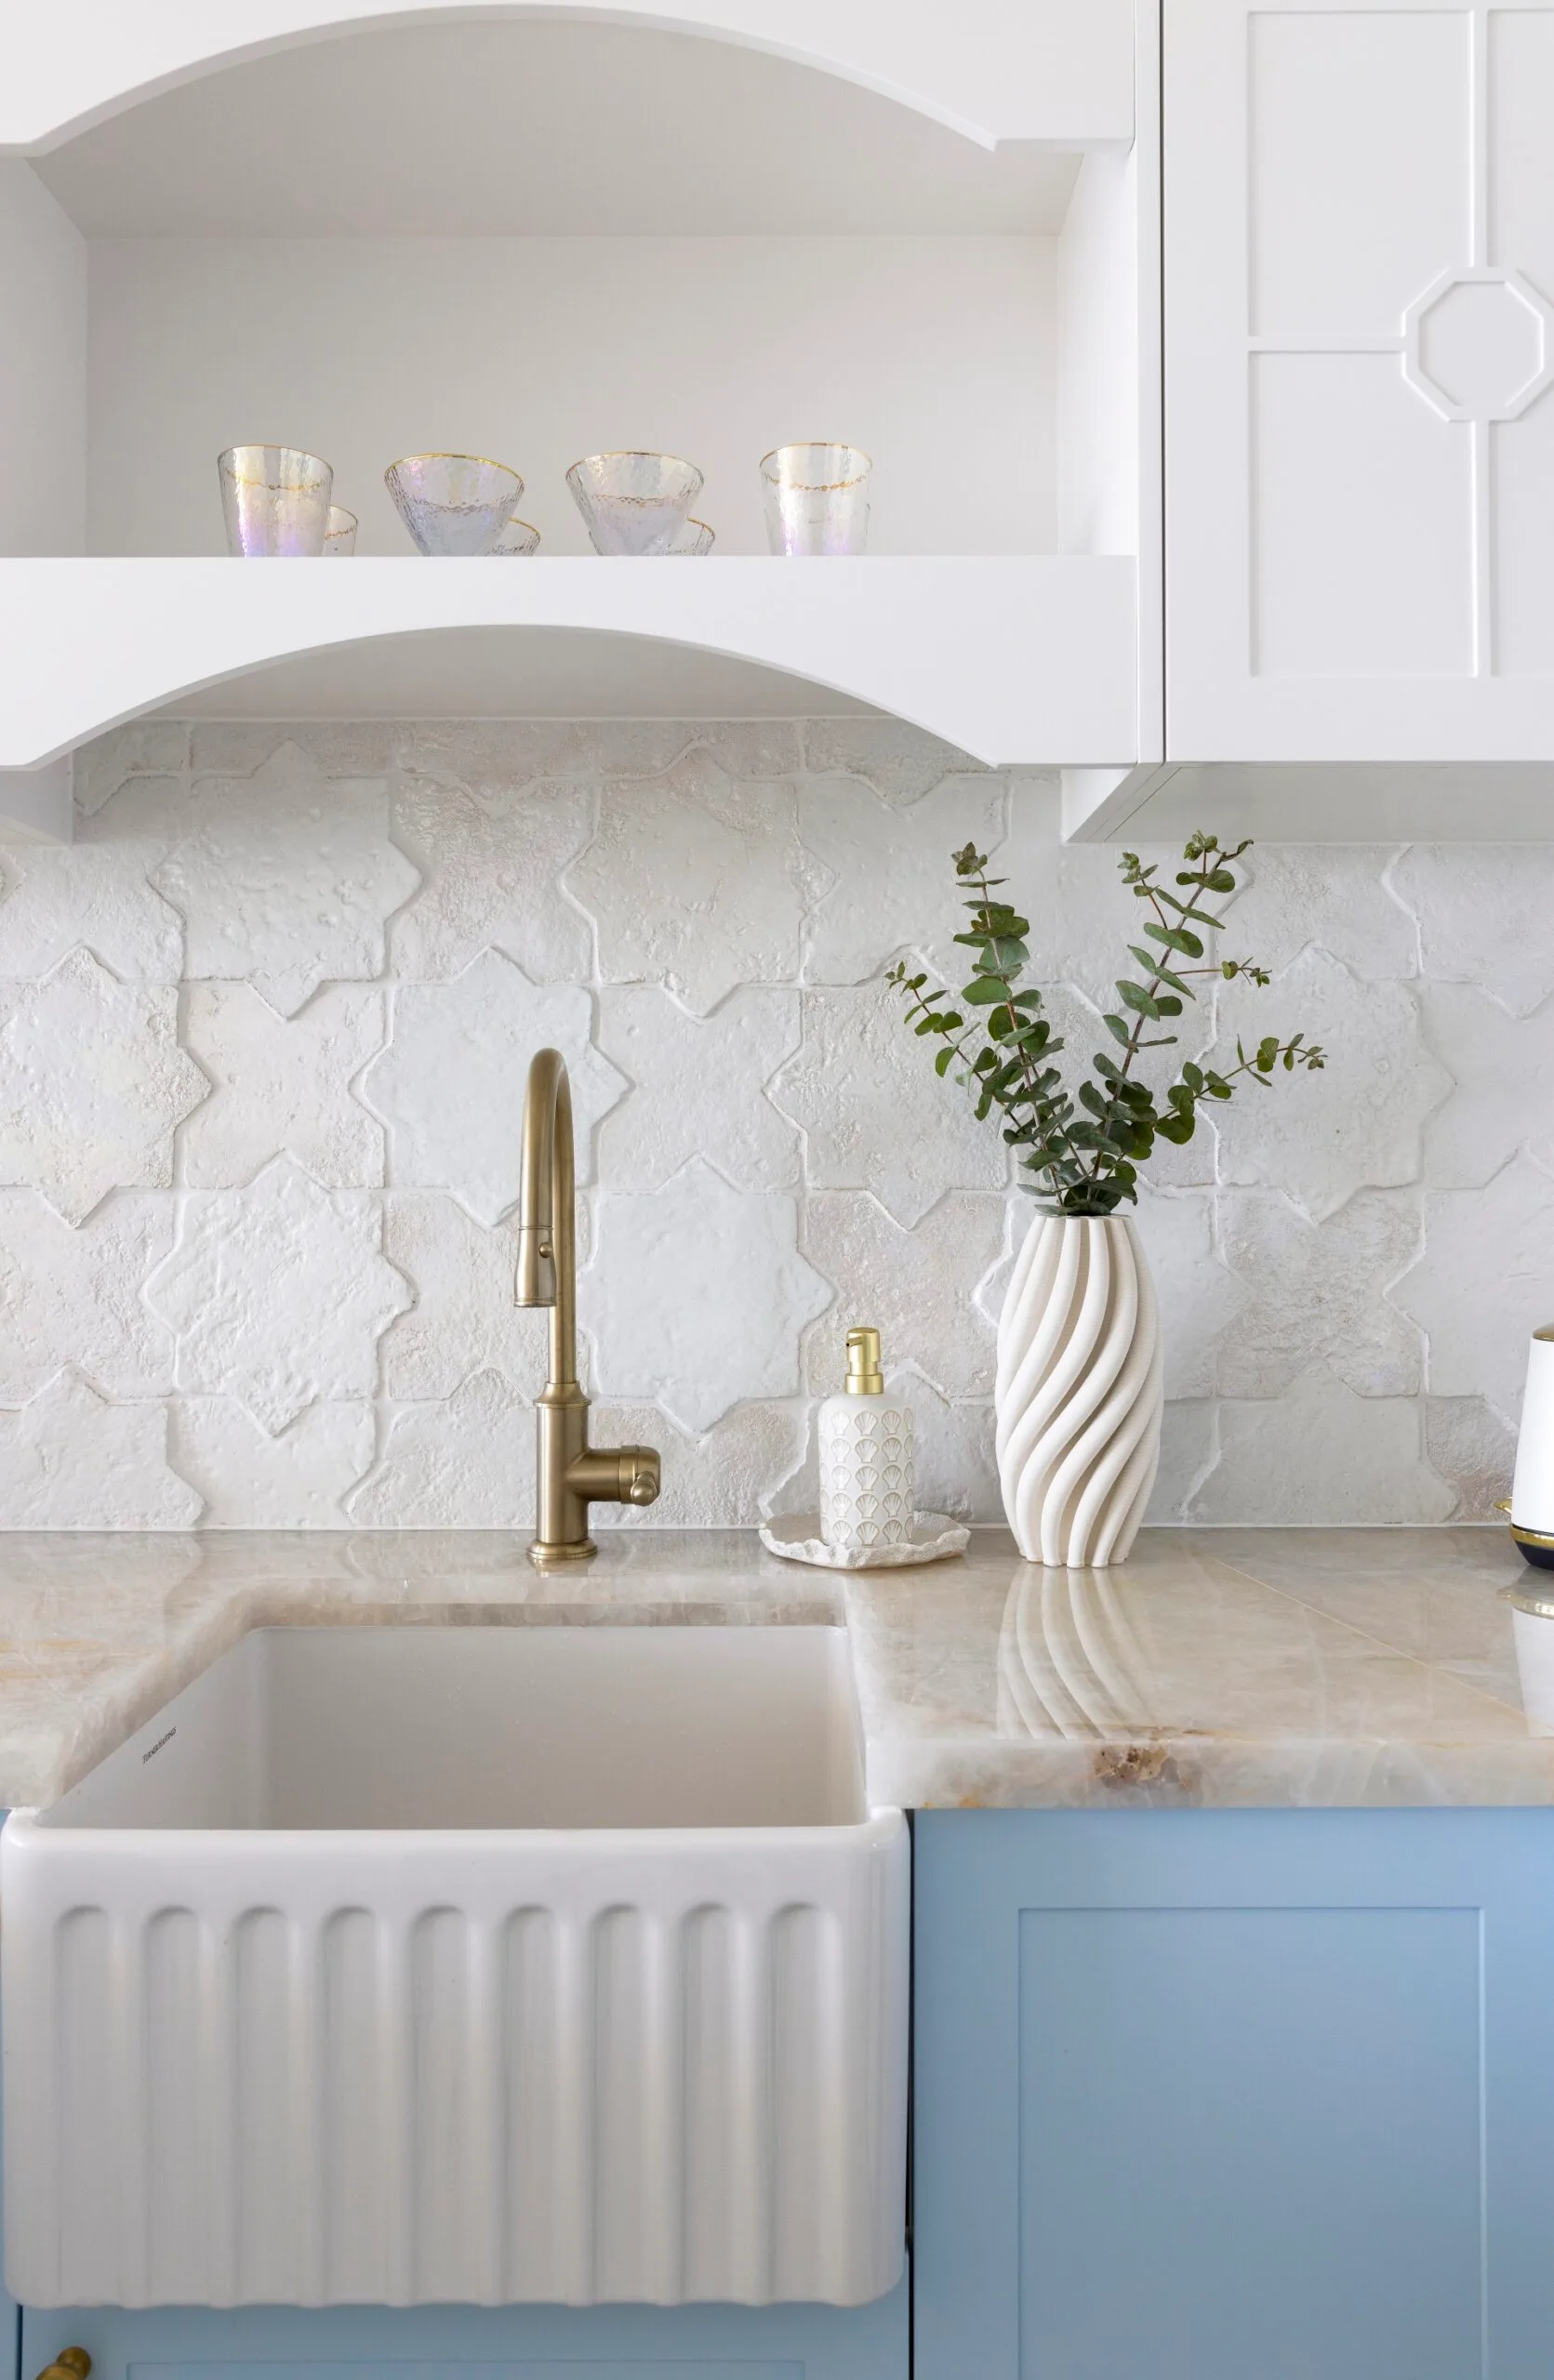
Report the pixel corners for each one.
[3,1625,907,2314]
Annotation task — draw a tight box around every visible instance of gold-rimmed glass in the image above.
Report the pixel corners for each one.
[760,442,871,556]
[566,451,703,555]
[219,444,333,556]
[385,453,525,555]
[322,505,358,556]
[671,519,716,555]
[489,517,541,555]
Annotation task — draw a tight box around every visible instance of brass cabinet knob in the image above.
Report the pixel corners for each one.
[36,2353,91,2380]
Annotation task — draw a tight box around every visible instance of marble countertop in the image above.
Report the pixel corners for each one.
[0,1525,1548,1812]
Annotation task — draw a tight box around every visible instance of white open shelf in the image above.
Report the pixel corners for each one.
[0,558,1137,772]
[0,0,1156,833]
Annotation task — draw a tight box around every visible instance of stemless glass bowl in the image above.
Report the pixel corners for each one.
[489,517,541,555]
[385,454,525,555]
[671,519,716,555]
[566,452,703,555]
[219,445,334,556]
[761,442,871,556]
[322,505,358,556]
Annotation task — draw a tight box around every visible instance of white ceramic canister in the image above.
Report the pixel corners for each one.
[1510,1326,1554,1538]
[818,1326,915,1552]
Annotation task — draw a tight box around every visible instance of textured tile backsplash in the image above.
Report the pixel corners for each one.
[0,714,1537,1527]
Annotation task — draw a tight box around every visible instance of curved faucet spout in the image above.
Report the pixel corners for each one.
[513,1046,660,1563]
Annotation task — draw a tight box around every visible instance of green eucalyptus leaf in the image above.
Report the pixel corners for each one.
[1128,945,1194,999]
[1144,921,1204,959]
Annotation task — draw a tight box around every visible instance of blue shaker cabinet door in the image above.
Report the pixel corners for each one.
[913,1808,1554,2380]
[19,2283,907,2380]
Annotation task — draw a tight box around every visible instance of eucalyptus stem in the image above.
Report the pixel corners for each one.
[889,830,1326,1220]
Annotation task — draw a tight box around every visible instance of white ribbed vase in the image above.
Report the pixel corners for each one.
[996,1212,1164,1567]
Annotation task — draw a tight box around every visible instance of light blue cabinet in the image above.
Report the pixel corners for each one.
[20,2287,907,2380]
[26,1807,1554,2380]
[913,1807,1554,2380]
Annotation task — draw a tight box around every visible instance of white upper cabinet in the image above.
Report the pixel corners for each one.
[1166,0,1554,764]
[0,0,1155,796]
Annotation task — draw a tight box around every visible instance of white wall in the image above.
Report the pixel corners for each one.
[0,711,1535,1529]
[1056,146,1137,557]
[0,165,86,556]
[86,234,1056,558]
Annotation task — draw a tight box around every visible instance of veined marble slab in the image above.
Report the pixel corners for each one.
[0,1526,1545,1811]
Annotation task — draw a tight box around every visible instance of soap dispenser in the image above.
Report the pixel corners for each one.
[818,1326,916,1552]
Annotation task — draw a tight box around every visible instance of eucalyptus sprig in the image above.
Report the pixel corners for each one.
[887,830,1325,1218]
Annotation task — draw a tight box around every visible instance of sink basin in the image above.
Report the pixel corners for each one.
[3,1624,907,2313]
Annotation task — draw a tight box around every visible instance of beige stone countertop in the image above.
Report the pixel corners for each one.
[0,1525,1549,1812]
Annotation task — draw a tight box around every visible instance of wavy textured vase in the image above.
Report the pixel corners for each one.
[995,1213,1163,1567]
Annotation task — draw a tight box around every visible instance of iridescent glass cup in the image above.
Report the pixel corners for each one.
[566,452,703,555]
[219,445,334,557]
[322,505,358,556]
[385,454,525,555]
[761,442,871,555]
[671,519,715,555]
[489,517,541,555]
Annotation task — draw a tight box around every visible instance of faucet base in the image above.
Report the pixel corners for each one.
[528,1394,661,1567]
[526,1535,598,1569]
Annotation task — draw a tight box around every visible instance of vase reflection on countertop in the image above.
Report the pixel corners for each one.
[1508,1594,1554,1736]
[997,1563,1159,1740]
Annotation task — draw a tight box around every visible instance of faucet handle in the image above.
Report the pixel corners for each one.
[514,1223,556,1307]
[565,1443,661,1509]
[620,1445,661,1507]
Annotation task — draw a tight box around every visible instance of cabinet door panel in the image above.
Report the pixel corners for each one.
[1018,1905,1481,2376]
[1251,351,1471,675]
[1246,7,1468,340]
[914,1808,1554,2380]
[1167,0,1554,760]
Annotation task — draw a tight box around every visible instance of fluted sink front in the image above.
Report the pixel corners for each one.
[3,1624,908,2312]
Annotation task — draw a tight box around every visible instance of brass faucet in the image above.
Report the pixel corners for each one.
[515,1048,660,1564]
